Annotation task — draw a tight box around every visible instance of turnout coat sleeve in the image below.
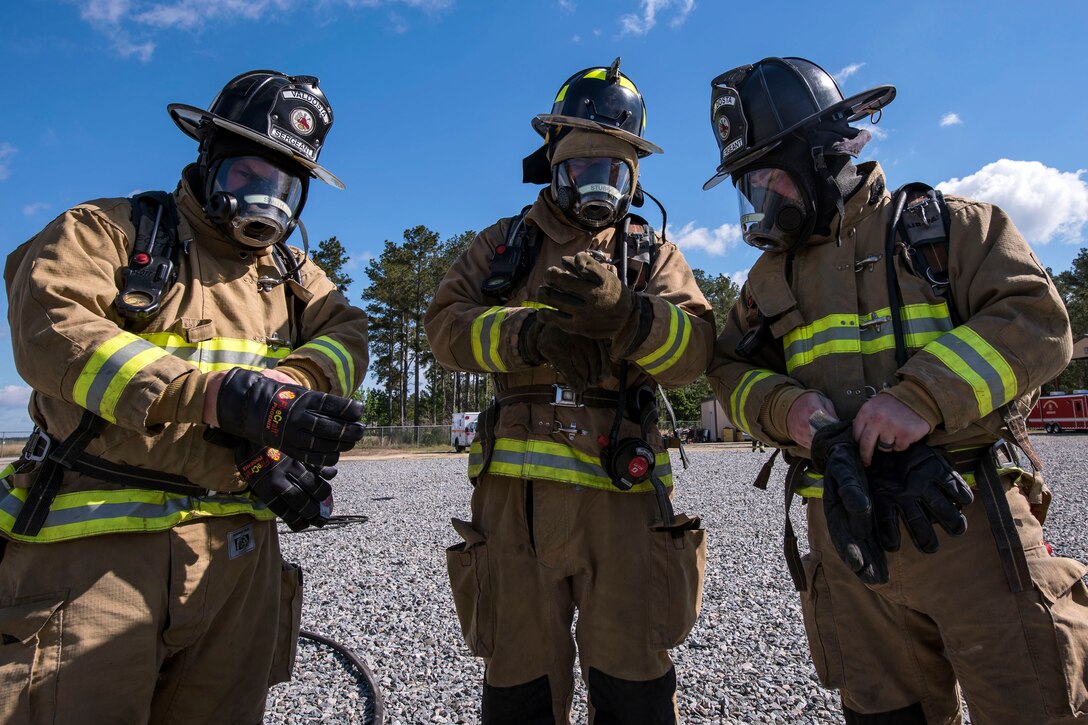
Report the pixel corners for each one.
[5,201,197,430]
[619,239,716,389]
[886,198,1072,433]
[425,218,542,375]
[707,275,808,448]
[279,252,369,396]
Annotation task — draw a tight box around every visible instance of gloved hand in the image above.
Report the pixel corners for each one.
[868,443,974,554]
[215,368,364,467]
[537,251,642,340]
[236,442,335,532]
[519,314,611,393]
[811,418,888,585]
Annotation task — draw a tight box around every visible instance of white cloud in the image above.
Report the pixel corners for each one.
[619,0,694,36]
[77,0,454,59]
[729,268,749,287]
[23,202,50,216]
[571,34,582,43]
[0,143,16,181]
[834,62,865,83]
[937,160,1088,245]
[0,385,32,409]
[668,221,742,256]
[346,251,374,271]
[557,0,575,10]
[854,120,889,140]
[940,112,963,127]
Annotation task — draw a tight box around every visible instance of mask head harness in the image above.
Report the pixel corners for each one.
[168,70,345,249]
[703,57,895,253]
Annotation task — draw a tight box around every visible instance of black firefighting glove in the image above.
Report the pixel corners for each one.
[519,314,611,393]
[235,442,335,532]
[811,419,888,585]
[868,443,974,554]
[215,368,364,467]
[537,252,644,341]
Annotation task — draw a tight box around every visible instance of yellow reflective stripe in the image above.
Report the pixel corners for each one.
[924,327,1015,416]
[783,303,953,373]
[74,333,169,423]
[296,336,355,394]
[467,437,672,493]
[138,333,292,372]
[634,303,691,375]
[0,463,14,480]
[581,69,638,93]
[520,300,557,310]
[0,487,275,543]
[555,83,569,103]
[470,307,510,373]
[729,369,775,435]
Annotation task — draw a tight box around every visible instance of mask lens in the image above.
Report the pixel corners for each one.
[734,167,807,252]
[557,157,632,228]
[211,156,303,246]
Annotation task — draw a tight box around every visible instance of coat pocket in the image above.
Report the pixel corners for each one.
[0,591,67,723]
[267,561,304,686]
[445,518,494,657]
[1023,554,1088,716]
[799,552,846,689]
[648,514,707,650]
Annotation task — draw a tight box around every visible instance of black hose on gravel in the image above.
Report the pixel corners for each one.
[299,629,386,725]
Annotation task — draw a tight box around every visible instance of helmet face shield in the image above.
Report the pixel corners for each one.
[735,166,810,252]
[210,155,303,247]
[554,156,633,229]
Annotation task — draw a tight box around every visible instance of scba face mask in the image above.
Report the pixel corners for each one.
[553,156,633,229]
[206,156,304,248]
[734,166,813,253]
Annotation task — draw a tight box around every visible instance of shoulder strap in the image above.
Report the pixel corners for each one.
[116,191,181,323]
[481,205,538,301]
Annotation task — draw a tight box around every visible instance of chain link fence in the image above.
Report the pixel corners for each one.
[357,425,452,450]
[0,432,32,458]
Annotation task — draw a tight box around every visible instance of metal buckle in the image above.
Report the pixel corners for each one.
[551,385,584,408]
[23,428,52,462]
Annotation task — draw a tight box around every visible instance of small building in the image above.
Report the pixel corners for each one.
[699,397,740,442]
[1073,336,1088,361]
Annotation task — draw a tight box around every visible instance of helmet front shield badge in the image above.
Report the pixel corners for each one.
[168,70,345,190]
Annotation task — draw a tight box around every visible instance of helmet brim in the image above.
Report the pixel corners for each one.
[168,103,345,190]
[702,84,895,191]
[533,114,663,156]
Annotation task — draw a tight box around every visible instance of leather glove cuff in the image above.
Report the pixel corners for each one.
[810,419,856,474]
[518,313,544,366]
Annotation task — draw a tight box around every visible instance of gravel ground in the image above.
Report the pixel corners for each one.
[264,435,1088,724]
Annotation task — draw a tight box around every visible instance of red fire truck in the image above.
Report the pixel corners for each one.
[1028,391,1088,433]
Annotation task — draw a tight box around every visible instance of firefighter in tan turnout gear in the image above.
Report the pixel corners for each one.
[426,60,713,723]
[705,56,1088,723]
[0,70,368,723]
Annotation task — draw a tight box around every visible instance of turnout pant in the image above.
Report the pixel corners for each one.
[447,475,706,724]
[0,516,299,724]
[801,473,1088,724]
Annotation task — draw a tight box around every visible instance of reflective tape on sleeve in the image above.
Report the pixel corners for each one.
[923,326,1016,417]
[728,369,776,435]
[634,303,692,376]
[470,307,510,373]
[73,333,170,423]
[295,336,356,395]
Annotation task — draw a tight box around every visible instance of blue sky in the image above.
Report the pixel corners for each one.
[1,0,1086,431]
